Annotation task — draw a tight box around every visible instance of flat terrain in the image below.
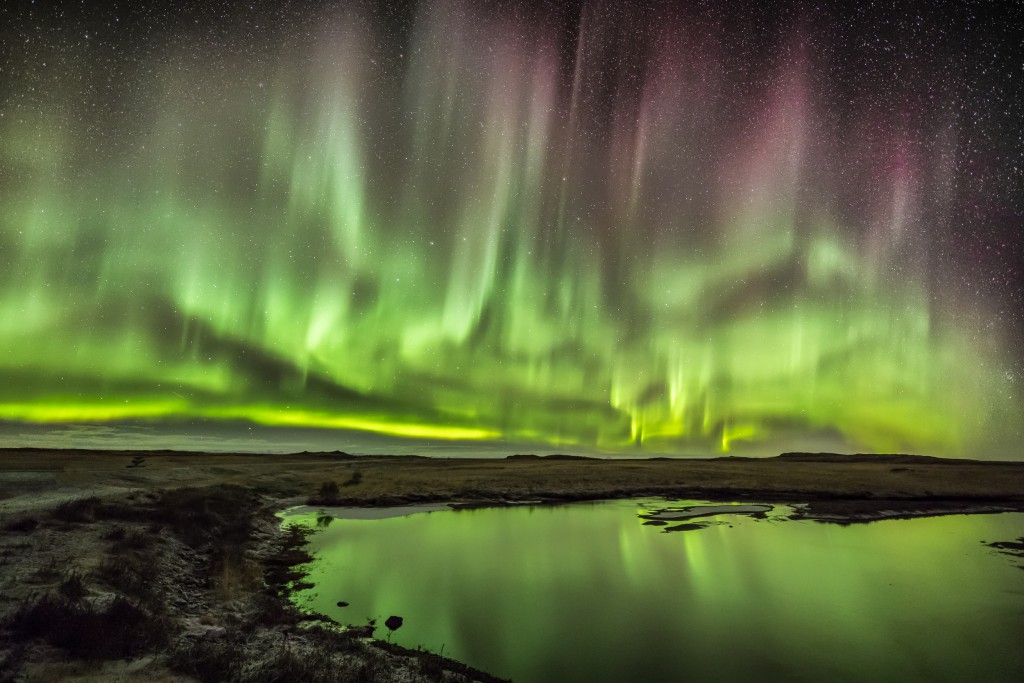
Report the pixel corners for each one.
[2,448,1023,516]
[1,448,1022,682]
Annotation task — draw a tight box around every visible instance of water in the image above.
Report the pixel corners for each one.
[282,501,1024,682]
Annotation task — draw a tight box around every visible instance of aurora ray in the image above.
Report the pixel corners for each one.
[0,0,1019,456]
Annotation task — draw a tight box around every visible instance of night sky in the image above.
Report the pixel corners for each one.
[1,0,1021,457]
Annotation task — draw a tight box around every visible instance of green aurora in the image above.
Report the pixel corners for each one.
[1,1,1019,456]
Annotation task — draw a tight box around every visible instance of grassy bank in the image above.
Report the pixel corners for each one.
[0,485,507,682]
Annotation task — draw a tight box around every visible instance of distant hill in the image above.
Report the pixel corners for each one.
[1,447,1010,465]
[0,447,364,459]
[505,454,596,461]
[774,452,952,464]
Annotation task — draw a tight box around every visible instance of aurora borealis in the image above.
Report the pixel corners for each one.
[1,0,1021,456]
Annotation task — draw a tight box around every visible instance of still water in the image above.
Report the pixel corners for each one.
[281,500,1024,682]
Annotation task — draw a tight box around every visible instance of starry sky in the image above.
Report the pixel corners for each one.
[1,0,1021,457]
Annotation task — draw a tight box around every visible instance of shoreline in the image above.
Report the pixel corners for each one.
[3,448,1023,516]
[0,485,512,683]
[1,449,1023,681]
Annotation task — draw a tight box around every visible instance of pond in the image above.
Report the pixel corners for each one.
[281,500,1024,682]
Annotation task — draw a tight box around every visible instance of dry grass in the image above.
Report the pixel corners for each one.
[1,486,261,673]
[1,479,510,683]
[4,449,1023,513]
[212,545,263,602]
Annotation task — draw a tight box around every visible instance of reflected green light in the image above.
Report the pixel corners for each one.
[282,502,1024,682]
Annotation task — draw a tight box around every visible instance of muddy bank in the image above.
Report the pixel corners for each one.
[0,486,507,683]
[789,497,1024,523]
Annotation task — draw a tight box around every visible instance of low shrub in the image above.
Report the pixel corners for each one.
[242,643,339,683]
[96,549,160,602]
[111,528,154,552]
[310,480,341,505]
[51,497,101,523]
[30,558,63,583]
[170,638,238,683]
[150,486,257,549]
[57,570,87,602]
[3,517,38,533]
[6,594,168,660]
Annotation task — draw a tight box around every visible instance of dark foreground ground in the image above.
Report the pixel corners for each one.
[1,449,1022,681]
